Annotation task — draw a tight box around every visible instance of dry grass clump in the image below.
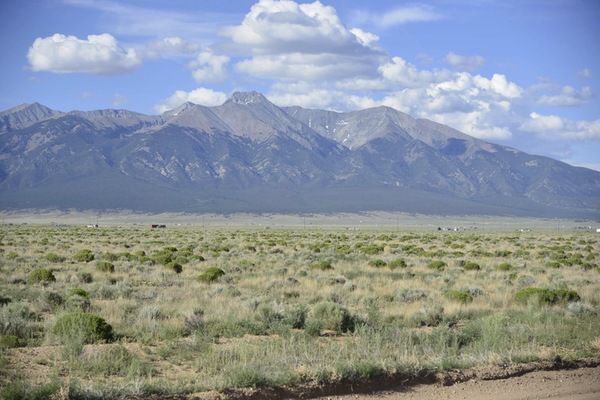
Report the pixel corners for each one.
[0,224,598,398]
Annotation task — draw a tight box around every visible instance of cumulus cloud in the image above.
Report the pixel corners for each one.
[445,52,485,71]
[27,33,141,75]
[473,74,523,98]
[188,50,230,83]
[221,0,377,55]
[520,112,565,132]
[221,0,384,83]
[352,5,441,28]
[143,37,200,58]
[154,87,228,113]
[536,85,593,106]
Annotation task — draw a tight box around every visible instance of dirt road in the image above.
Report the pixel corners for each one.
[325,366,600,400]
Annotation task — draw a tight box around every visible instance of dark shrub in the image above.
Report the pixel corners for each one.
[52,312,113,343]
[197,267,225,284]
[307,301,354,334]
[546,261,561,269]
[74,249,94,262]
[310,260,333,270]
[514,287,581,306]
[427,260,447,271]
[95,261,115,273]
[38,291,64,312]
[444,290,474,304]
[497,262,513,271]
[77,272,93,283]
[463,262,481,271]
[45,253,65,263]
[166,262,183,274]
[27,268,56,284]
[0,335,20,348]
[68,288,89,299]
[368,259,387,268]
[388,258,407,269]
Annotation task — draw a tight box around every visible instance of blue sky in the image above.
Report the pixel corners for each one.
[1,0,599,171]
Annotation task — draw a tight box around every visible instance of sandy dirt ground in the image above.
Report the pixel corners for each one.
[324,366,600,400]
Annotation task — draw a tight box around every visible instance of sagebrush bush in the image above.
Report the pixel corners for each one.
[411,303,444,327]
[566,302,596,316]
[95,261,115,273]
[388,258,407,269]
[444,290,474,304]
[52,312,113,344]
[497,262,513,271]
[368,259,387,268]
[427,260,447,271]
[27,268,56,284]
[0,334,20,348]
[74,249,94,262]
[197,267,225,284]
[310,260,333,270]
[45,253,65,263]
[395,288,427,303]
[463,261,481,271]
[165,262,183,274]
[68,288,89,298]
[307,301,354,334]
[514,287,581,306]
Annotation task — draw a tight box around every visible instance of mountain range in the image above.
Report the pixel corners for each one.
[1,91,599,218]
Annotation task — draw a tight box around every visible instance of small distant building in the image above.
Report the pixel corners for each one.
[151,224,166,228]
[86,224,98,228]
[597,228,600,233]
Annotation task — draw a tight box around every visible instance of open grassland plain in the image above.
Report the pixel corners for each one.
[0,222,599,399]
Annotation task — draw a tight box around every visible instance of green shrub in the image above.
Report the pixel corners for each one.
[444,290,474,304]
[77,272,93,283]
[427,260,447,271]
[388,258,407,269]
[411,303,444,327]
[0,295,12,306]
[282,303,307,329]
[307,301,354,334]
[463,261,481,271]
[74,249,94,262]
[45,253,65,263]
[0,335,20,348]
[497,262,513,271]
[52,312,113,344]
[27,268,56,284]
[395,288,427,303]
[197,267,225,284]
[95,261,115,273]
[310,260,333,270]
[38,291,64,312]
[514,287,581,306]
[368,259,387,268]
[165,262,183,274]
[65,295,92,312]
[546,261,561,269]
[68,288,89,299]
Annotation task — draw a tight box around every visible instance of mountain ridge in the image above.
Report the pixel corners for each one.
[1,92,598,218]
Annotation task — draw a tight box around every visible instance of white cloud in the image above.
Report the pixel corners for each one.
[473,74,523,98]
[379,57,447,87]
[537,85,593,106]
[520,112,564,132]
[27,33,141,75]
[154,87,228,113]
[143,37,200,58]
[445,52,485,71]
[221,0,383,83]
[188,50,230,83]
[235,52,377,81]
[519,113,600,141]
[353,5,441,28]
[221,0,376,55]
[577,68,593,79]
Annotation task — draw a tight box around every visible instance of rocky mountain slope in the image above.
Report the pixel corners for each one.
[1,91,599,217]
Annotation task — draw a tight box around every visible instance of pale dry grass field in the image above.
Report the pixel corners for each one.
[0,223,599,398]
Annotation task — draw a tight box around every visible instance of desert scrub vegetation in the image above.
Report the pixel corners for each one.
[0,223,599,398]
